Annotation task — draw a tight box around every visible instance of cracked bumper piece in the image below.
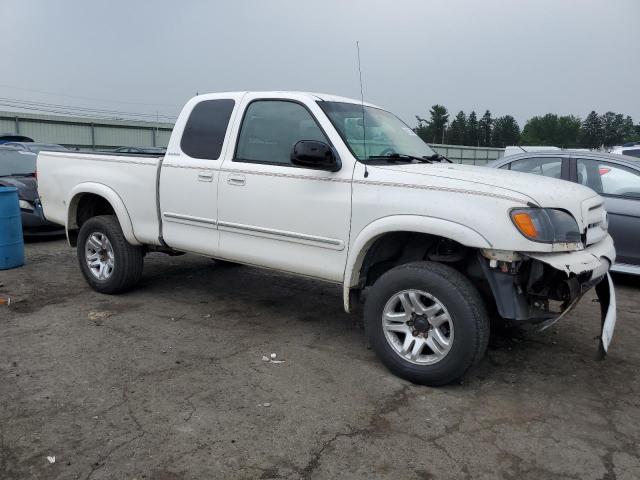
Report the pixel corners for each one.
[524,234,615,277]
[529,235,616,353]
[480,235,616,324]
[595,273,616,354]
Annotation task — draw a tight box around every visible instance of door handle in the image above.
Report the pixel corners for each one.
[227,174,246,186]
[198,172,213,182]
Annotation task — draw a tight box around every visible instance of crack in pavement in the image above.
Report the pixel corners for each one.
[84,432,145,480]
[83,379,150,479]
[298,384,413,479]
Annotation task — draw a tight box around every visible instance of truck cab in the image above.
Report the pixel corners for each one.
[159,92,354,281]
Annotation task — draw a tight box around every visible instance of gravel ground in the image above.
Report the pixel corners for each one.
[1,238,639,480]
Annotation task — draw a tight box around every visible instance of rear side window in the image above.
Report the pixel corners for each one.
[508,157,562,179]
[181,99,235,160]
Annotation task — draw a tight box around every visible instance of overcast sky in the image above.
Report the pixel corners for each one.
[1,0,638,126]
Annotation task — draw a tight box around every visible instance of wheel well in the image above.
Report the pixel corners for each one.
[357,232,469,288]
[68,193,116,246]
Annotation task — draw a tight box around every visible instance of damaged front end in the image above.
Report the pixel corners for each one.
[474,235,616,353]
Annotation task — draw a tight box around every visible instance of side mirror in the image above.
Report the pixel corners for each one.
[290,141,340,172]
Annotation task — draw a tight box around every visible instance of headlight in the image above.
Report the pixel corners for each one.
[19,199,34,211]
[510,208,581,244]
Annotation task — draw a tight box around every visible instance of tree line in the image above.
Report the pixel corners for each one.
[414,105,640,149]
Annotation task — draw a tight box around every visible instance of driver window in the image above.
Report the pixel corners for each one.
[235,100,328,166]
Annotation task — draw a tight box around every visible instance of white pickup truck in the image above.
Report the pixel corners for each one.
[38,91,616,385]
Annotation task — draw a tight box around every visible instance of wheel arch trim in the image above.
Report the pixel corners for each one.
[342,215,492,313]
[67,183,140,246]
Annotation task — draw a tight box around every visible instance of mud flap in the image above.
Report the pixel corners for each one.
[595,273,616,358]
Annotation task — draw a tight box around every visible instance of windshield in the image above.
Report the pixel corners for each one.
[0,149,37,176]
[318,101,436,160]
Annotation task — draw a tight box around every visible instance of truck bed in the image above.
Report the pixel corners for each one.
[37,151,163,245]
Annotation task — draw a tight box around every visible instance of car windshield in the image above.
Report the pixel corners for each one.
[318,101,436,160]
[0,149,37,176]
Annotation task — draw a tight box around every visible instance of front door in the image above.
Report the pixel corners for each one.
[217,95,353,282]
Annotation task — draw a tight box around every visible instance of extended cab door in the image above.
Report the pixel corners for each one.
[217,94,354,282]
[159,94,242,255]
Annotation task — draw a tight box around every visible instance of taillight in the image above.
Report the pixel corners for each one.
[599,167,611,175]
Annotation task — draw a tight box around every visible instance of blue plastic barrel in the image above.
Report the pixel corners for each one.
[0,186,24,270]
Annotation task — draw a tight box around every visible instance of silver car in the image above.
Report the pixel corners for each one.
[488,151,640,275]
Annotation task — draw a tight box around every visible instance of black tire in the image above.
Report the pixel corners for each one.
[77,215,144,294]
[364,261,489,386]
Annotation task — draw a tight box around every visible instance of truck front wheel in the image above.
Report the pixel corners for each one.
[364,261,489,386]
[77,215,144,294]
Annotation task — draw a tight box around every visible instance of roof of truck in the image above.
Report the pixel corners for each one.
[195,91,381,109]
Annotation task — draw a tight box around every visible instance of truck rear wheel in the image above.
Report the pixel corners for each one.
[77,215,144,294]
[364,261,489,386]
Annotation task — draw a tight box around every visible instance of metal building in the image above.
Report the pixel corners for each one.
[0,111,174,150]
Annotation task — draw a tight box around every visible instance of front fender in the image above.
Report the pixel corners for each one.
[342,215,492,312]
[67,183,140,246]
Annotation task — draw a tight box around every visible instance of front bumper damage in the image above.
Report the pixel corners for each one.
[595,273,616,355]
[478,235,616,354]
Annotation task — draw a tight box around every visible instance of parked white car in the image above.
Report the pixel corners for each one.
[37,91,616,385]
[610,143,640,158]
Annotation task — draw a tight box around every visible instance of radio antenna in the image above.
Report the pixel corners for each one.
[356,41,369,178]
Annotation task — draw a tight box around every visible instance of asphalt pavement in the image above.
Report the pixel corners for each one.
[1,238,639,479]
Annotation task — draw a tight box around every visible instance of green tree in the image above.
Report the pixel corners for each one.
[521,114,555,145]
[601,112,625,147]
[491,115,520,147]
[447,111,467,145]
[414,116,430,142]
[478,110,493,147]
[621,116,640,143]
[466,111,479,146]
[415,105,449,144]
[580,111,603,148]
[521,114,581,147]
[556,115,582,147]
